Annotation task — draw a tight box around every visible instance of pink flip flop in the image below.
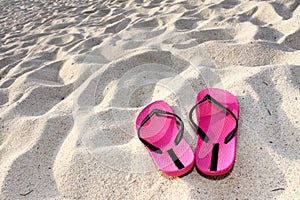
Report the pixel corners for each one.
[189,88,239,176]
[136,100,194,176]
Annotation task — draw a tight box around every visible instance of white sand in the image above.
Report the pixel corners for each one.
[0,0,299,199]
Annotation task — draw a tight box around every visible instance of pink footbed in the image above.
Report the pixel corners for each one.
[193,88,239,176]
[136,100,194,176]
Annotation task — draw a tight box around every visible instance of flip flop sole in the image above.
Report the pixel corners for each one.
[193,88,239,176]
[136,100,194,176]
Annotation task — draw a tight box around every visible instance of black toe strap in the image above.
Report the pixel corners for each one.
[138,109,184,154]
[189,94,238,144]
[167,148,184,169]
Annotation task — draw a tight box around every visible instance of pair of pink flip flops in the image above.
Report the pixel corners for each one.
[136,88,239,177]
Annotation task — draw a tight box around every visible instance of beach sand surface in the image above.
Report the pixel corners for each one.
[0,0,299,199]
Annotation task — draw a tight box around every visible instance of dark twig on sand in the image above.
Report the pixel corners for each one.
[19,189,33,196]
[271,188,285,192]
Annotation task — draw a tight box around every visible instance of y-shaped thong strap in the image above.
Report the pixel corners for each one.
[137,109,185,169]
[189,94,238,144]
[189,94,238,171]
